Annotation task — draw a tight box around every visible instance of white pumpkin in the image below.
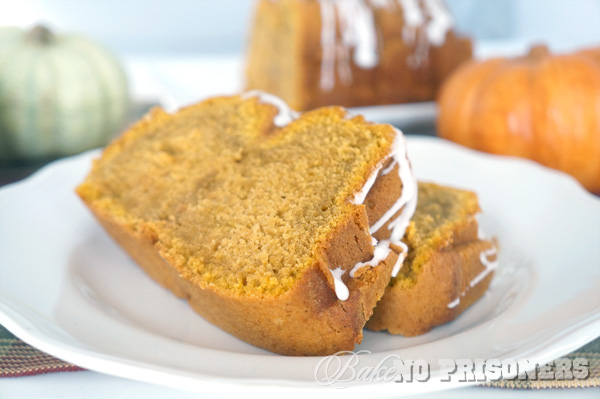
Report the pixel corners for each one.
[0,25,130,161]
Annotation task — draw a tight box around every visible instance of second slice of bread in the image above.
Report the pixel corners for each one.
[367,182,497,336]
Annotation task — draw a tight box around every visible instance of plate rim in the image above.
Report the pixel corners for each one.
[1,137,599,397]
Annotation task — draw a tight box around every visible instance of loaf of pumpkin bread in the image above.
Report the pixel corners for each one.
[367,182,497,336]
[246,0,472,111]
[76,92,418,356]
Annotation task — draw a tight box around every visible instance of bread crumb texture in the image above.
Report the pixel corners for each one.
[77,95,395,297]
[394,182,480,287]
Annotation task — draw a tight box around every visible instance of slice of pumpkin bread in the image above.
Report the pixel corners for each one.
[76,92,417,355]
[367,182,497,336]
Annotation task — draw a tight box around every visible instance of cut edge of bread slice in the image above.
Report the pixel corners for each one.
[366,182,497,336]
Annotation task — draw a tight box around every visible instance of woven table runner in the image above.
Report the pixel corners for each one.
[0,326,83,377]
[484,337,600,389]
[1,324,598,388]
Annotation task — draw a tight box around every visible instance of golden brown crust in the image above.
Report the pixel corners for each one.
[366,216,495,336]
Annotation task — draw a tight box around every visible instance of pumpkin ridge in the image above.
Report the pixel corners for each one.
[470,59,512,153]
[438,46,600,193]
[0,25,130,161]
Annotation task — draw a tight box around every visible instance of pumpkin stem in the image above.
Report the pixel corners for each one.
[528,44,550,59]
[26,25,55,45]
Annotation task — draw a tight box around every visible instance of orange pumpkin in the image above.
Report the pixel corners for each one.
[437,45,600,193]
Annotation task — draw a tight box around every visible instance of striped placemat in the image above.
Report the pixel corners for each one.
[0,325,83,377]
[1,324,598,388]
[485,338,600,389]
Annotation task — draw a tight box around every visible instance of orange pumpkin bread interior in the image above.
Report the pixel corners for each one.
[367,182,497,336]
[76,93,415,355]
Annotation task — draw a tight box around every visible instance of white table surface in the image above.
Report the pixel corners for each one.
[1,370,598,399]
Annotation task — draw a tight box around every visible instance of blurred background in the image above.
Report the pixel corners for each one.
[1,0,598,109]
[2,0,599,56]
[0,0,599,190]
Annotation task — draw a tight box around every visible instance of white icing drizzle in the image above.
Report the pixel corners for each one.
[446,230,499,309]
[369,132,417,235]
[399,0,425,27]
[349,129,418,279]
[319,0,379,91]
[242,90,299,127]
[380,159,398,176]
[476,214,486,241]
[370,0,395,8]
[329,267,349,301]
[471,246,498,287]
[317,0,454,90]
[351,163,383,205]
[391,241,408,277]
[447,297,460,309]
[403,0,432,69]
[422,0,454,46]
[319,0,336,91]
[350,240,391,278]
[338,0,379,69]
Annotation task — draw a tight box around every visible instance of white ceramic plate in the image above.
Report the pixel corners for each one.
[1,137,599,397]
